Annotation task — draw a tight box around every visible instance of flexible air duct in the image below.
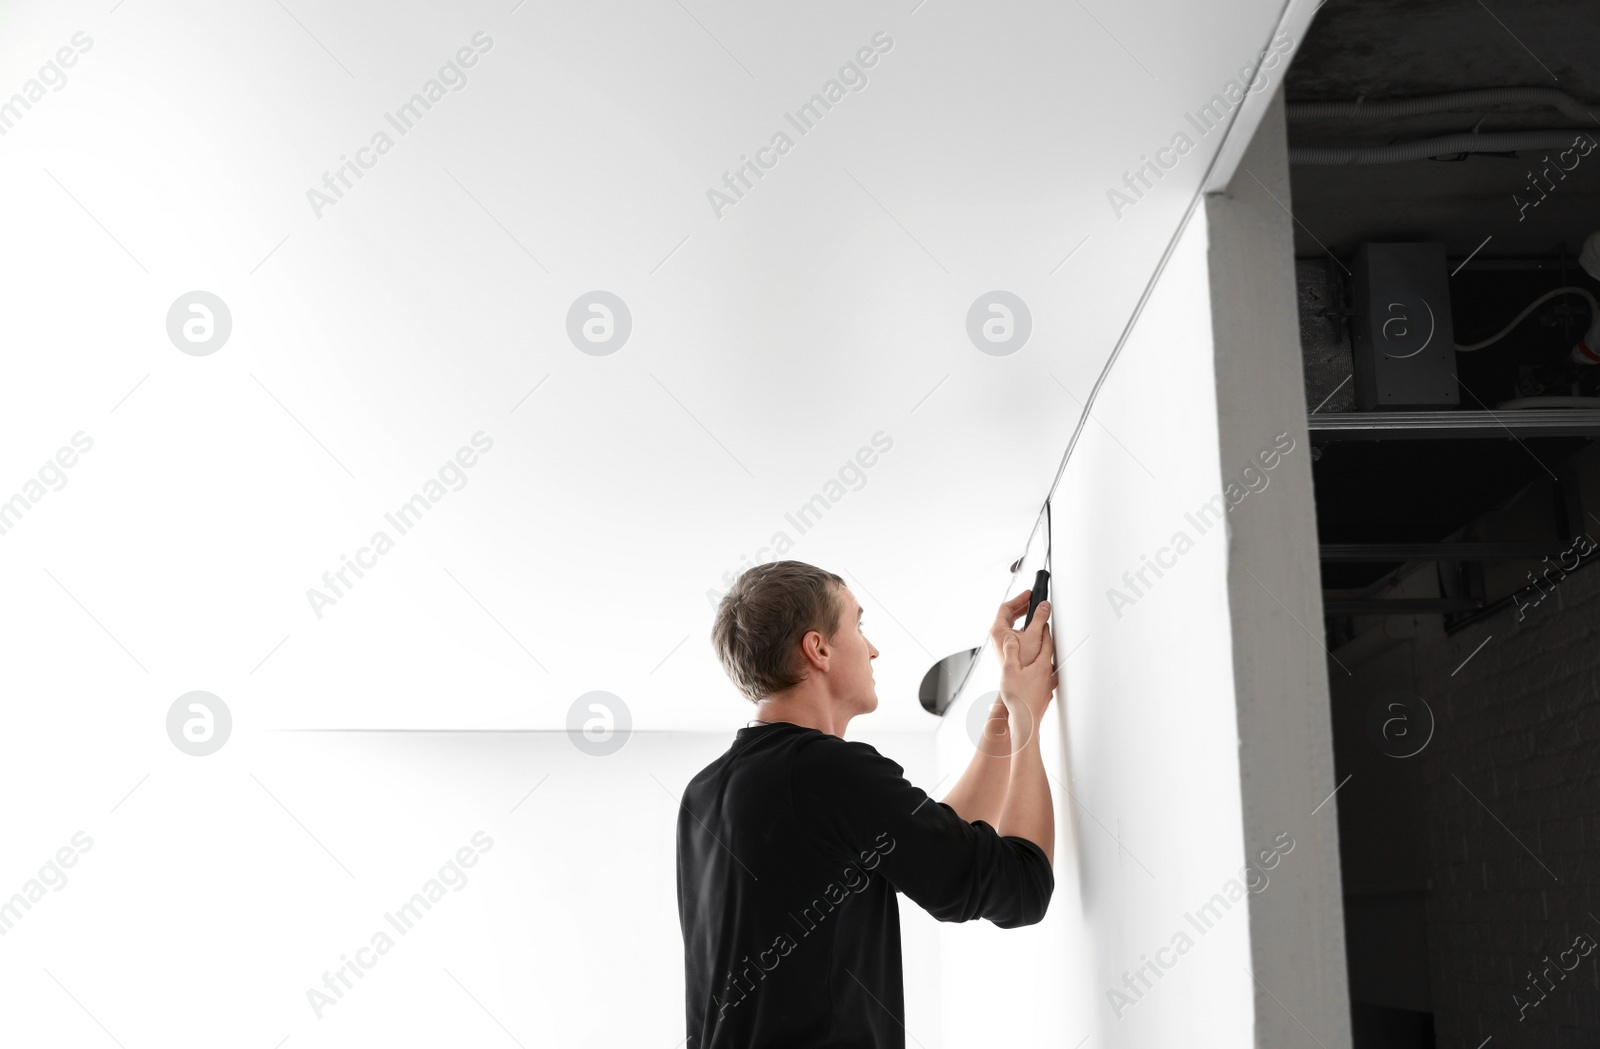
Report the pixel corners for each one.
[1287,88,1599,165]
[1287,87,1599,123]
[1290,130,1593,166]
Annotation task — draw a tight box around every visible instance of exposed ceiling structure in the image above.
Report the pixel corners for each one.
[1284,0,1600,635]
[1286,0,1600,257]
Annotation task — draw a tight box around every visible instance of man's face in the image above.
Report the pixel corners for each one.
[829,586,880,713]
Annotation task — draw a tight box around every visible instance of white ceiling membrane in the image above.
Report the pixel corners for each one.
[1,0,1311,731]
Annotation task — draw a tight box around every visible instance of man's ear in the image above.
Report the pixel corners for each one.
[798,629,828,672]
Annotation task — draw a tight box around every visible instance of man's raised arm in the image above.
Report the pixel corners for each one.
[940,590,1053,825]
[995,604,1057,866]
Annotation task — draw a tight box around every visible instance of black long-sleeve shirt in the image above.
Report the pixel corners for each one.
[676,721,1054,1049]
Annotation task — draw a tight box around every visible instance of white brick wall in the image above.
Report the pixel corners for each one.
[1413,549,1600,1047]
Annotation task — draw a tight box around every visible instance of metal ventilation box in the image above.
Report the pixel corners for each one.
[1349,243,1459,410]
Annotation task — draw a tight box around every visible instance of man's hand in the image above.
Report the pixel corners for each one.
[990,589,1050,669]
[943,589,1058,826]
[999,605,1057,736]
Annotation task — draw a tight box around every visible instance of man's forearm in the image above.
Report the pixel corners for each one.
[996,730,1054,865]
[940,736,1010,826]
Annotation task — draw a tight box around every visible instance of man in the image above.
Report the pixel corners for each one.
[677,559,1058,1048]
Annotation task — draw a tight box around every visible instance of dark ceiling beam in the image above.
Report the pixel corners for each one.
[1320,542,1571,561]
[1308,409,1600,440]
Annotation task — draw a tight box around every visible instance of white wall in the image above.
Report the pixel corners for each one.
[922,89,1352,1049]
[933,202,1259,1047]
[0,95,1350,1049]
[0,724,936,1048]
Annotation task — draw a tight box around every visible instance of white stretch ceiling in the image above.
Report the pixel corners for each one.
[1,0,1313,731]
